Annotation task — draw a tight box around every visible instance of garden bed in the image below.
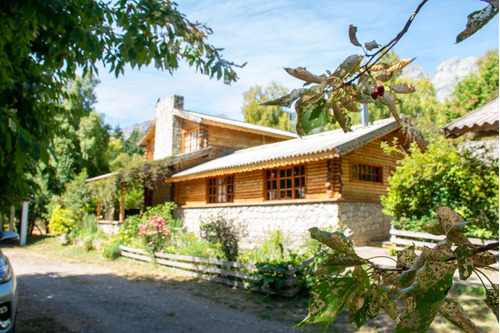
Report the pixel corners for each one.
[119,245,315,297]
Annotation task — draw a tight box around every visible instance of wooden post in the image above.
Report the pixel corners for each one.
[97,200,102,220]
[119,184,125,222]
[20,201,29,246]
[9,206,15,232]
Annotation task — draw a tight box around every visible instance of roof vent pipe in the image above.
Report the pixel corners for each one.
[361,104,369,126]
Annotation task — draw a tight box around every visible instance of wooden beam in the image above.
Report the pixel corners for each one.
[119,184,125,222]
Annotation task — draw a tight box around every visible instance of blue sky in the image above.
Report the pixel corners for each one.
[94,0,499,129]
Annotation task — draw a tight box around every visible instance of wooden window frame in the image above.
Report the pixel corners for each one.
[264,165,306,201]
[350,161,383,184]
[182,128,200,153]
[207,176,234,203]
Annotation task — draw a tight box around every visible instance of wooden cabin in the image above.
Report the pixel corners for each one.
[167,117,415,247]
[92,94,417,247]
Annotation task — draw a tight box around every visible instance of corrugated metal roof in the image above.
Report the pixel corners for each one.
[443,98,499,137]
[174,110,298,139]
[171,118,399,179]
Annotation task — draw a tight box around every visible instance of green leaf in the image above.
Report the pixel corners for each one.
[454,245,474,280]
[295,98,328,136]
[397,246,417,268]
[395,271,454,333]
[439,300,482,333]
[485,284,499,321]
[379,288,398,320]
[456,6,499,43]
[353,285,381,328]
[308,228,357,256]
[399,260,456,298]
[296,277,363,331]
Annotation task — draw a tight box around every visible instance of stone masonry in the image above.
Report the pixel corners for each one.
[175,201,391,249]
[154,95,184,160]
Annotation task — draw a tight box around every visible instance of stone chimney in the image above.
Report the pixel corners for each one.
[154,95,184,160]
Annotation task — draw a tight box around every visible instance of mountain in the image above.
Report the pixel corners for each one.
[121,120,152,140]
[401,56,479,102]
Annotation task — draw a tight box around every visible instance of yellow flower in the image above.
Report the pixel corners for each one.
[190,236,195,240]
[216,243,222,248]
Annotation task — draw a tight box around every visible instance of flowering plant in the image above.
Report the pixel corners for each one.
[138,216,172,253]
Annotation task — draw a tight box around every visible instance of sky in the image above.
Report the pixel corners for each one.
[93,0,500,129]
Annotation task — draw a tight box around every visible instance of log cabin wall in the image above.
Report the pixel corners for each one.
[207,124,285,151]
[339,134,402,203]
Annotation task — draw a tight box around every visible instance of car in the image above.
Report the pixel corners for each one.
[0,232,19,333]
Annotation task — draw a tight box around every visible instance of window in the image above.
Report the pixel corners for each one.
[207,176,234,203]
[265,165,306,200]
[183,128,200,153]
[351,162,382,183]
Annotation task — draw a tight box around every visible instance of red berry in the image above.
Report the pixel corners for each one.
[377,86,385,96]
[371,91,379,100]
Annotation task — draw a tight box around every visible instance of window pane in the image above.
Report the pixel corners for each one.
[286,190,292,198]
[272,180,277,189]
[286,178,292,188]
[280,179,285,188]
[286,168,292,177]
[280,169,285,178]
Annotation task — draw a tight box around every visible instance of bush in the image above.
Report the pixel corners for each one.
[382,139,499,237]
[138,216,172,254]
[200,215,239,261]
[102,240,121,260]
[112,202,180,248]
[48,205,77,236]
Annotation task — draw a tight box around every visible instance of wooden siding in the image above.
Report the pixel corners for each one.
[207,125,285,151]
[305,160,329,199]
[234,170,264,203]
[175,161,332,205]
[339,134,402,203]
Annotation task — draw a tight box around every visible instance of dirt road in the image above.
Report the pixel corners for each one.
[5,247,297,333]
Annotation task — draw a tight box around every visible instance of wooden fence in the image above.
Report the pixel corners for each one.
[389,226,497,250]
[119,245,316,297]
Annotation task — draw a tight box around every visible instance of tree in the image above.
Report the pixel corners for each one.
[443,49,499,121]
[77,112,111,178]
[0,0,242,207]
[242,82,294,132]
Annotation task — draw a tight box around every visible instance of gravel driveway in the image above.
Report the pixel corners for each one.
[4,247,297,333]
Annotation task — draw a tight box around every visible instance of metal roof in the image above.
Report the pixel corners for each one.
[443,98,499,138]
[173,109,298,139]
[171,118,399,179]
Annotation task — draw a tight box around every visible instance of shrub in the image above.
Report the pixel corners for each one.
[48,205,77,236]
[102,240,121,260]
[382,139,499,237]
[200,215,239,261]
[112,202,180,249]
[138,216,172,254]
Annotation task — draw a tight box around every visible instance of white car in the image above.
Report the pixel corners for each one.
[0,232,19,333]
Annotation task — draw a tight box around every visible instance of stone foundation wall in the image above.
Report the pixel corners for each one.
[174,201,390,249]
